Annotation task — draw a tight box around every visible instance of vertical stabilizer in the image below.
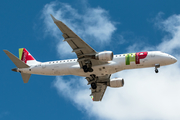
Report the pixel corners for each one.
[21,73,31,83]
[19,48,40,66]
[19,48,35,63]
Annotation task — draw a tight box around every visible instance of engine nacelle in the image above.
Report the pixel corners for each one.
[108,78,124,88]
[95,51,113,61]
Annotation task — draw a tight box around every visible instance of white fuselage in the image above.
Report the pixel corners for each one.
[18,51,177,77]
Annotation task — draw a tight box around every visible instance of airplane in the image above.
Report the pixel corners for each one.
[3,15,177,101]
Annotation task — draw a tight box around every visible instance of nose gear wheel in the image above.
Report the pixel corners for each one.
[155,64,160,73]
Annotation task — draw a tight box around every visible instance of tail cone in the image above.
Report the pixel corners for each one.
[12,68,18,72]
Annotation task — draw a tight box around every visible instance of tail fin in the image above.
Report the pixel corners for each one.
[19,48,40,66]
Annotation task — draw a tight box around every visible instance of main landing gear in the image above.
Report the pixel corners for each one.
[83,60,93,73]
[86,74,97,89]
[155,64,160,73]
[91,82,97,89]
[83,65,93,72]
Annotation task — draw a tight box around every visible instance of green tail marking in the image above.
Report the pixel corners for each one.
[19,48,24,60]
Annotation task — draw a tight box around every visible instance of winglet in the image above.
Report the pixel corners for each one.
[50,14,58,22]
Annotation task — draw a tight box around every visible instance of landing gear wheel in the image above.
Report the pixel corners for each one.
[91,82,97,89]
[90,74,96,79]
[155,69,159,73]
[88,68,93,72]
[83,65,88,73]
[155,64,160,73]
[83,65,93,73]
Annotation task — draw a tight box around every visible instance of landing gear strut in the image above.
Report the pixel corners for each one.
[88,68,93,72]
[83,60,93,73]
[86,74,97,89]
[83,65,88,72]
[155,64,160,73]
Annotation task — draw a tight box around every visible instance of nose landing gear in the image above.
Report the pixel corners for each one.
[155,69,159,73]
[155,64,160,73]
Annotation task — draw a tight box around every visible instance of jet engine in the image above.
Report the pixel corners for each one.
[108,78,124,88]
[95,51,113,61]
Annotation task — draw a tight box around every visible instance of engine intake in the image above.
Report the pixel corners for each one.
[108,78,124,88]
[95,51,113,62]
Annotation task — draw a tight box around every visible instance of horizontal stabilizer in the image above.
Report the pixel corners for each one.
[21,73,31,83]
[3,50,29,68]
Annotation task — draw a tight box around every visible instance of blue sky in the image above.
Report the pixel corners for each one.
[1,0,180,120]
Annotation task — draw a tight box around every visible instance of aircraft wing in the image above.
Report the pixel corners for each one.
[51,15,105,67]
[91,83,107,101]
[51,15,110,101]
[88,74,111,101]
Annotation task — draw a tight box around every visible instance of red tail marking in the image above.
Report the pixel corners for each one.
[21,48,35,63]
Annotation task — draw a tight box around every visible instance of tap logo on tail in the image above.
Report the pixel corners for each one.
[19,48,35,63]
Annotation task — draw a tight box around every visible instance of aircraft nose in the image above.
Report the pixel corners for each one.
[170,55,177,63]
